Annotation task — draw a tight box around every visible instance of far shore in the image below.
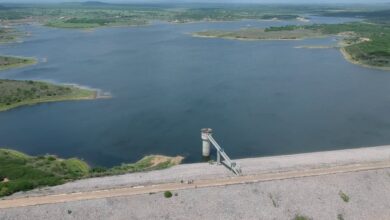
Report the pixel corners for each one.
[191,33,316,41]
[294,45,336,49]
[193,32,390,71]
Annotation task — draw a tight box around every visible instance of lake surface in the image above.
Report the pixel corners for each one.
[1,16,390,167]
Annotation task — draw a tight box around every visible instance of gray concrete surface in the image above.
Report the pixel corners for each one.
[1,146,390,219]
[6,145,390,199]
[1,168,390,220]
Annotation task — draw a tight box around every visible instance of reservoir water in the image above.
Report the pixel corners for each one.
[1,16,389,167]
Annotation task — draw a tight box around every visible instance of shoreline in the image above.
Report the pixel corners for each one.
[294,45,336,49]
[194,32,390,71]
[44,21,150,31]
[192,33,317,41]
[340,47,390,71]
[0,91,96,112]
[61,83,112,99]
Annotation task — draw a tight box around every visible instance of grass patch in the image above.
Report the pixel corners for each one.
[337,214,345,220]
[0,148,183,197]
[164,191,173,198]
[339,190,350,203]
[0,79,97,112]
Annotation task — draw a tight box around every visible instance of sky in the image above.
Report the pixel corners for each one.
[1,0,389,4]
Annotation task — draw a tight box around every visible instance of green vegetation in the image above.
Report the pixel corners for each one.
[339,190,350,203]
[168,8,300,23]
[46,16,147,29]
[337,213,345,220]
[0,3,387,68]
[0,79,97,112]
[0,3,313,29]
[164,191,173,198]
[189,3,390,70]
[293,214,312,220]
[0,148,89,197]
[0,55,36,71]
[265,22,390,69]
[0,148,183,197]
[324,23,389,68]
[0,3,388,29]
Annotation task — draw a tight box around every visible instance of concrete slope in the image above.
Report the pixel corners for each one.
[1,145,390,207]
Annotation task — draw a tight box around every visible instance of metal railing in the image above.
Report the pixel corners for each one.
[201,128,242,175]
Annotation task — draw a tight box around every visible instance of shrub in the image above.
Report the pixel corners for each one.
[294,215,311,220]
[164,191,173,198]
[47,156,57,161]
[337,214,345,220]
[90,166,107,173]
[339,191,350,203]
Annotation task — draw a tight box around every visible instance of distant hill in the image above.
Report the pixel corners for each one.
[59,1,113,8]
[81,1,110,6]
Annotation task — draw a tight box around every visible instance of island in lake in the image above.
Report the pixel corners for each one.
[193,28,324,40]
[0,55,36,71]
